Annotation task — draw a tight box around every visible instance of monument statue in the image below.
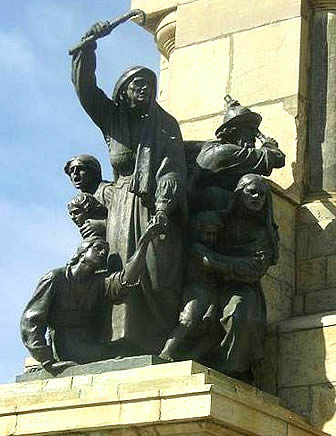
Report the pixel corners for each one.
[20,8,285,386]
[70,10,188,356]
[20,222,161,375]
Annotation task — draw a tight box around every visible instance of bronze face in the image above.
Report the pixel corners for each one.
[241,181,266,212]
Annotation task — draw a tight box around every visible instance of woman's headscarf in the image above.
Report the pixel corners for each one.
[223,174,279,264]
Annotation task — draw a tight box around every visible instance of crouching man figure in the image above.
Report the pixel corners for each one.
[21,222,160,375]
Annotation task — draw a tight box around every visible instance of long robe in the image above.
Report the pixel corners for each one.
[201,212,273,376]
[72,46,187,355]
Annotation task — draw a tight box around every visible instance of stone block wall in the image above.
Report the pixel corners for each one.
[131,0,336,433]
[263,194,296,324]
[296,199,336,315]
[258,314,336,436]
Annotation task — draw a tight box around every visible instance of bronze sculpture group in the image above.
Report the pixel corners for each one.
[21,10,286,385]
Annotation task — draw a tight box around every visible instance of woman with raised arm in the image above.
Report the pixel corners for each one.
[70,11,188,356]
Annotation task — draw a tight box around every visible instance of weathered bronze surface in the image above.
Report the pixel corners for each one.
[21,10,285,384]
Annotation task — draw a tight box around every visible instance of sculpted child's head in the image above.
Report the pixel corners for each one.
[67,193,107,228]
[192,211,223,248]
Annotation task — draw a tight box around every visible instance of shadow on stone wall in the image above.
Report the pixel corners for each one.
[257,201,336,434]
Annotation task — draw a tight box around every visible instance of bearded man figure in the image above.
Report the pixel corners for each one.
[70,10,188,356]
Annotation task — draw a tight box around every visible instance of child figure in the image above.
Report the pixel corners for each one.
[67,192,108,239]
[160,211,223,362]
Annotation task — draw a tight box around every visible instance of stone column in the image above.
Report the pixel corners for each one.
[309,10,336,192]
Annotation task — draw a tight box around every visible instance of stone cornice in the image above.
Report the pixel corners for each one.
[131,0,177,58]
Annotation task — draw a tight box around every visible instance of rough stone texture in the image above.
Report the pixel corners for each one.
[278,386,311,420]
[169,37,231,121]
[269,244,296,285]
[297,219,336,260]
[293,295,305,315]
[263,274,293,324]
[279,324,336,387]
[297,258,327,294]
[305,288,336,314]
[175,0,302,48]
[230,19,302,106]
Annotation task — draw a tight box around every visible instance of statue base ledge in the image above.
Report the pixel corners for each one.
[1,360,329,436]
[16,354,165,382]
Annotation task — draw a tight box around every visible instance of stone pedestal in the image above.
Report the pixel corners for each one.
[0,361,329,436]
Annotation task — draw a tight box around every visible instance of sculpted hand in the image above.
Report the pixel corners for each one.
[84,21,113,39]
[69,10,146,56]
[154,210,169,235]
[83,9,145,40]
[262,137,279,148]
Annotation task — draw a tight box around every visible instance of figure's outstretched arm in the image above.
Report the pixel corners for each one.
[69,10,145,56]
[124,221,161,284]
[70,10,145,131]
[105,221,161,300]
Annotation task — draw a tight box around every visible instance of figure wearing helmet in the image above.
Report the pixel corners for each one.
[70,12,187,357]
[191,97,286,206]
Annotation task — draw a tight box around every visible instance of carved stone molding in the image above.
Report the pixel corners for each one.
[155,11,177,59]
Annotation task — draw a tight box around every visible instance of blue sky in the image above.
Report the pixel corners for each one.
[0,0,159,383]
